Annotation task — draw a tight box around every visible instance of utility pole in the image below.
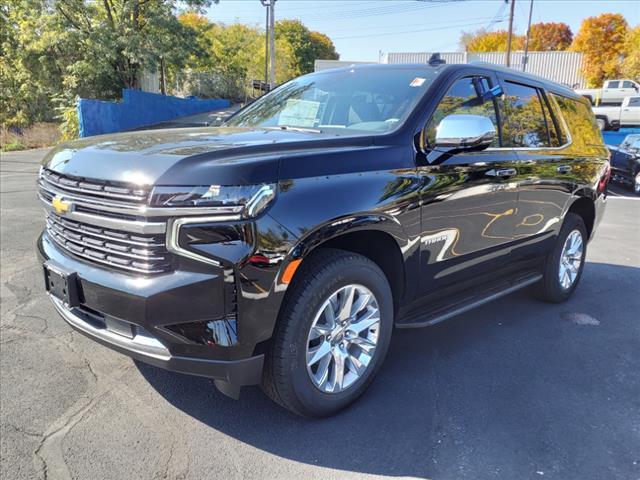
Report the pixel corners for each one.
[522,0,534,72]
[505,0,516,67]
[269,0,275,88]
[264,2,269,87]
[260,0,276,90]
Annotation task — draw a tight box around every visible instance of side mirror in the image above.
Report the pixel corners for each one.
[434,114,496,152]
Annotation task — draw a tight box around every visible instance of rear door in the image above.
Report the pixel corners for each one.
[496,76,578,260]
[621,97,640,126]
[416,72,519,293]
[619,81,639,103]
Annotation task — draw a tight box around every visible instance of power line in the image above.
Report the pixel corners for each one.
[326,14,508,33]
[333,18,506,40]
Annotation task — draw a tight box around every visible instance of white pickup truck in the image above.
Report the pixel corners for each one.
[592,96,640,130]
[576,79,640,105]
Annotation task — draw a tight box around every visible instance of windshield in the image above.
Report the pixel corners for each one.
[226,67,439,134]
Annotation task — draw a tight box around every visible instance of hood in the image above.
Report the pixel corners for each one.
[43,126,376,186]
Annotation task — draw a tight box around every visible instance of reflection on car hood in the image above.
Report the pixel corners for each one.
[43,126,372,186]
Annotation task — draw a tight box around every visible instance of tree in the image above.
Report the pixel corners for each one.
[572,13,628,87]
[275,19,338,75]
[1,0,216,128]
[620,25,640,81]
[463,29,524,52]
[528,22,573,51]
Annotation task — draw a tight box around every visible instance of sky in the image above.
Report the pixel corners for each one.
[205,0,640,61]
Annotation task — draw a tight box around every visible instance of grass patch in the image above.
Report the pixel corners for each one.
[1,123,61,152]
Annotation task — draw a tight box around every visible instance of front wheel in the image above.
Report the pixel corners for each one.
[262,249,394,417]
[634,172,640,196]
[535,213,588,303]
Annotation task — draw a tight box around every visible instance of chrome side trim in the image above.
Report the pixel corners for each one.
[39,194,166,234]
[166,215,242,267]
[50,295,170,360]
[245,184,276,218]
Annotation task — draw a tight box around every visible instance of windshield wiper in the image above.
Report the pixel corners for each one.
[263,126,323,134]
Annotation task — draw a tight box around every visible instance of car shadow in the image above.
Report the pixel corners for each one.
[137,262,640,478]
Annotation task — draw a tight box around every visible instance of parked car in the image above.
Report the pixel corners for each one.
[576,79,640,105]
[593,96,640,130]
[37,64,609,417]
[608,134,640,195]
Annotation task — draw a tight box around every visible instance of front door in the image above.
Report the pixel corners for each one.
[416,74,519,293]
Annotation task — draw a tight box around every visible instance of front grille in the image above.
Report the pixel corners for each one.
[46,212,171,274]
[40,168,148,204]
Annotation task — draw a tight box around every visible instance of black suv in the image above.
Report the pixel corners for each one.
[38,64,609,416]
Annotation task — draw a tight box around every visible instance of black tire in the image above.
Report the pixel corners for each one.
[535,213,588,303]
[262,248,394,417]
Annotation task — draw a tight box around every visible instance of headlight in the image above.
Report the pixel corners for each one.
[150,184,276,218]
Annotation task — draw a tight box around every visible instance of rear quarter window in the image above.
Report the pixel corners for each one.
[550,94,603,150]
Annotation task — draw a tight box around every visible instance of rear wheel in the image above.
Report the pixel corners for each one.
[535,213,587,303]
[634,172,640,196]
[262,249,393,417]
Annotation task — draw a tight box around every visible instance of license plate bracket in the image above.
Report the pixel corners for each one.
[44,261,81,308]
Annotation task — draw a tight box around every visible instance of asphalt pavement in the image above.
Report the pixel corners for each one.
[1,148,639,480]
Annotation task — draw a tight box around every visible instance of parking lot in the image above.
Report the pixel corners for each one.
[1,148,639,480]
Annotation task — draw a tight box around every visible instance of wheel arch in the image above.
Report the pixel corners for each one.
[566,195,596,239]
[282,214,411,318]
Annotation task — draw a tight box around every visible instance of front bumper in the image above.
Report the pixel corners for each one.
[37,232,264,392]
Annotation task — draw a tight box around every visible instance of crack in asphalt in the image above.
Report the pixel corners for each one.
[33,392,109,480]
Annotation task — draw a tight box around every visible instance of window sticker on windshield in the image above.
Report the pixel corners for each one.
[278,99,321,127]
[410,77,426,87]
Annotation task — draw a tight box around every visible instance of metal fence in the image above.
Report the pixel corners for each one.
[382,51,586,88]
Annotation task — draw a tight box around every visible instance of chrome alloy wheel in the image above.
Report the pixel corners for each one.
[634,172,640,195]
[305,284,380,393]
[559,229,584,290]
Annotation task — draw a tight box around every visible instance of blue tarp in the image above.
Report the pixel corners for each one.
[78,89,230,137]
[602,128,640,147]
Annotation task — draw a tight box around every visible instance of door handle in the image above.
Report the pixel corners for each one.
[557,165,572,173]
[486,168,517,178]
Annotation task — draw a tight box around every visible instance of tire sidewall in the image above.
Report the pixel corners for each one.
[281,257,393,416]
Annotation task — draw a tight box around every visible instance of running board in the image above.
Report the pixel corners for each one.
[396,273,542,329]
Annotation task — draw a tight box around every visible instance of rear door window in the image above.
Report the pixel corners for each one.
[628,97,640,107]
[501,81,551,148]
[551,94,603,149]
[607,81,620,88]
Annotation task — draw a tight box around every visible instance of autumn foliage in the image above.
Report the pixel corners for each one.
[571,13,629,87]
[463,22,572,52]
[528,22,573,51]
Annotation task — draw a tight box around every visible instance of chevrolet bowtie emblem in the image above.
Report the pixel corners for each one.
[52,195,72,215]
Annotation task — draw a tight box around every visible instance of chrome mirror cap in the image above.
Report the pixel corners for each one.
[435,114,496,150]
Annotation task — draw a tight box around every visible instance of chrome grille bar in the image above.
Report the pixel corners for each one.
[45,212,171,274]
[41,169,148,202]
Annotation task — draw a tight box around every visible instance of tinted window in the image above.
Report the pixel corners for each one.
[628,97,640,106]
[226,68,438,134]
[607,81,620,88]
[426,76,500,147]
[551,94,603,149]
[501,81,550,148]
[622,81,636,89]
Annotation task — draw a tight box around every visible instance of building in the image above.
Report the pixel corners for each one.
[315,52,586,89]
